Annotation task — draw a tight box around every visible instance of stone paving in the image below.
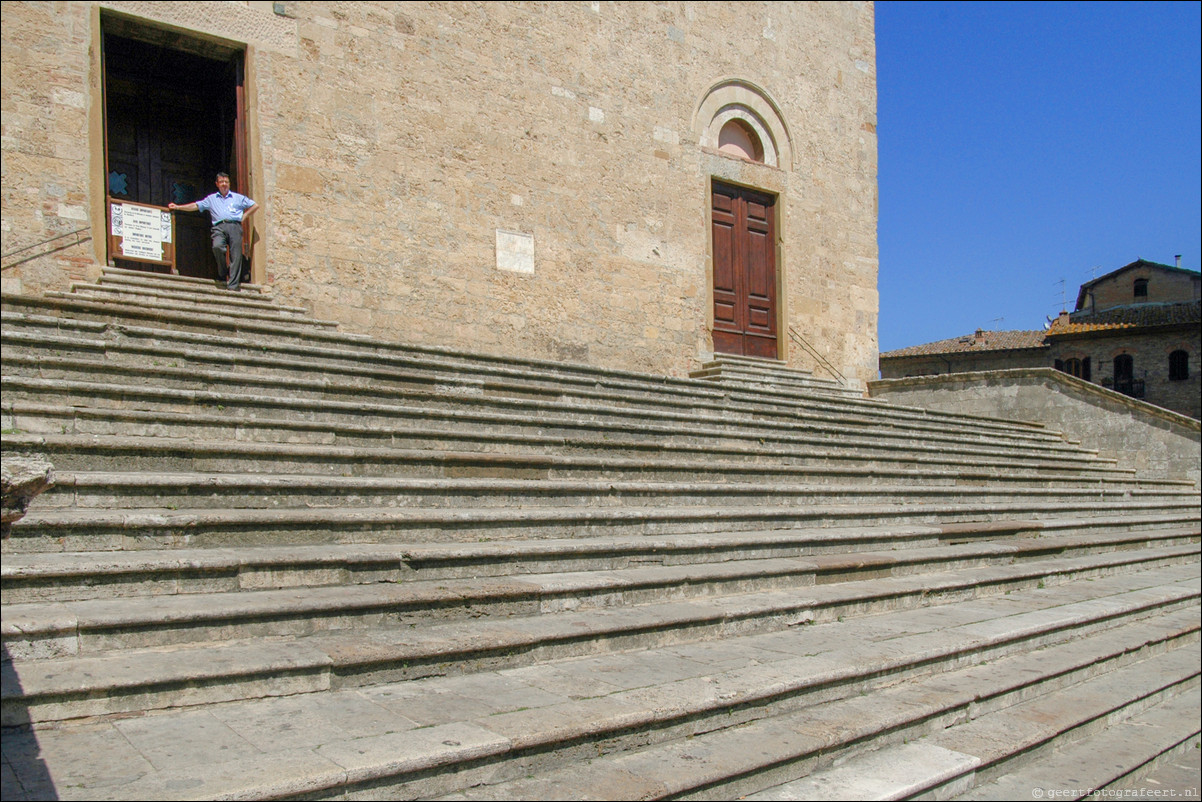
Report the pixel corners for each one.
[2,270,1198,799]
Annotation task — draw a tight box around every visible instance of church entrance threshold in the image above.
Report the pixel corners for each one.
[102,19,248,280]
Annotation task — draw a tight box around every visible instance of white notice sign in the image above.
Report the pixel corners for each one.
[115,203,167,261]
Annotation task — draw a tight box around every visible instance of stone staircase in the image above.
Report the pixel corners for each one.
[1,266,1198,801]
[689,353,862,399]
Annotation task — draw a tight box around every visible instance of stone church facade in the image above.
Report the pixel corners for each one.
[1,1,880,388]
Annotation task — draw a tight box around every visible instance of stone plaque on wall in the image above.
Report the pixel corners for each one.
[496,229,534,274]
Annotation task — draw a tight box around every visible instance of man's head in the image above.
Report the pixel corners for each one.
[215,172,231,195]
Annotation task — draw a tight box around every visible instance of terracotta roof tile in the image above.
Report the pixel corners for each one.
[1049,300,1201,336]
[880,330,1048,359]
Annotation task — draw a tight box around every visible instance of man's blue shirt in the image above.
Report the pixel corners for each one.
[196,191,256,225]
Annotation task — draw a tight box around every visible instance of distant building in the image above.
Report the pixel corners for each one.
[879,259,1201,419]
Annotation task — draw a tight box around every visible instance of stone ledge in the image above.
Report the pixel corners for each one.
[872,368,1200,432]
[869,368,1201,487]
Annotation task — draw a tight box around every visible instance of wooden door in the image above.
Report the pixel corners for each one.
[711,181,778,359]
[107,79,214,276]
[103,31,240,279]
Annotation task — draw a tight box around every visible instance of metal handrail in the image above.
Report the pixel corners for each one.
[1,226,92,271]
[788,326,847,386]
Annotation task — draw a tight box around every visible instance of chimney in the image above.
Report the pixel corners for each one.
[1176,254,1182,268]
[974,328,985,343]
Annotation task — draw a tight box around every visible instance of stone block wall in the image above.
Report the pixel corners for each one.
[1,1,880,386]
[878,348,1048,379]
[1051,328,1201,420]
[868,369,1201,487]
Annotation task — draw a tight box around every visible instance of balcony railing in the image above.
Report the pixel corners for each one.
[1102,377,1145,399]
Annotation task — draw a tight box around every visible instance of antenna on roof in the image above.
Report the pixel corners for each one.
[991,317,1004,330]
[1054,278,1066,312]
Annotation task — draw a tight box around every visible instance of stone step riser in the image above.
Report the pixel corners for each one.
[1,296,335,341]
[1,357,1080,459]
[70,285,304,317]
[90,277,293,307]
[8,506,1199,556]
[29,474,1194,512]
[4,438,1135,489]
[5,548,1199,662]
[704,381,863,401]
[12,424,1127,490]
[10,528,1197,605]
[43,289,339,331]
[0,304,1062,441]
[693,369,851,391]
[0,386,1084,457]
[98,265,271,296]
[420,644,1202,802]
[3,393,1109,477]
[655,647,1202,802]
[6,573,1196,730]
[0,304,1064,472]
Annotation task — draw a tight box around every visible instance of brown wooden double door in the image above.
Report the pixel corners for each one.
[711,181,778,359]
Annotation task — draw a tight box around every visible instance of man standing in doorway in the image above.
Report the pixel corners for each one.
[169,172,257,291]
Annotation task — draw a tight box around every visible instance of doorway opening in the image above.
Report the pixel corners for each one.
[102,15,248,279]
[711,180,779,359]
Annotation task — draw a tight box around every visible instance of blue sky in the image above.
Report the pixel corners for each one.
[874,0,1202,353]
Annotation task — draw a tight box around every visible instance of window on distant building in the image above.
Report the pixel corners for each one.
[1057,357,1091,381]
[1114,354,1134,381]
[1169,350,1190,381]
[1133,278,1148,298]
[1111,353,1143,398]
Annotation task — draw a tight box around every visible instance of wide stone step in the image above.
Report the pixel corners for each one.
[0,316,1064,445]
[1,291,338,341]
[2,437,1141,501]
[73,279,309,316]
[4,570,1195,798]
[9,490,1199,553]
[3,555,1197,728]
[690,357,861,399]
[49,286,330,330]
[0,363,1117,471]
[99,264,272,296]
[0,298,1061,442]
[473,625,1200,802]
[0,343,1078,457]
[30,471,1198,513]
[4,523,1197,604]
[4,535,1198,663]
[948,691,1200,800]
[9,401,1141,492]
[3,385,1114,482]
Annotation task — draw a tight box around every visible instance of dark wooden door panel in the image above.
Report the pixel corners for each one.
[711,181,777,358]
[104,32,242,280]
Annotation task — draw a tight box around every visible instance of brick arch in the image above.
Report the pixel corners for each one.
[694,78,793,170]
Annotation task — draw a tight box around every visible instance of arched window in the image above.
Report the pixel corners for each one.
[718,119,764,162]
[695,79,792,169]
[1133,278,1148,298]
[1169,350,1190,381]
